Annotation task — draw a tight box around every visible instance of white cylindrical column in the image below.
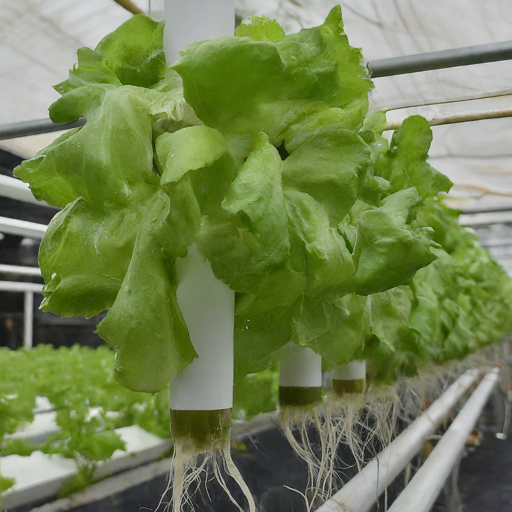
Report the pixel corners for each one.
[164,0,235,64]
[170,244,234,410]
[332,360,366,381]
[164,0,235,412]
[280,348,323,388]
[332,360,366,396]
[279,347,323,407]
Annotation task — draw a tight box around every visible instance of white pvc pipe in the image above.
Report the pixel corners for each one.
[332,360,366,381]
[316,368,480,512]
[279,348,323,388]
[163,0,235,64]
[0,281,43,293]
[23,291,34,349]
[0,264,41,276]
[0,175,49,206]
[170,244,235,410]
[388,368,500,512]
[0,216,47,239]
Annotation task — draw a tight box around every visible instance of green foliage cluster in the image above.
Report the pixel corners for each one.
[14,8,461,394]
[0,345,169,494]
[362,198,512,383]
[0,345,276,495]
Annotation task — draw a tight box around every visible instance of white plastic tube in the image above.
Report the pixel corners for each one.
[163,0,235,64]
[170,244,234,410]
[0,264,41,277]
[0,175,48,206]
[280,347,323,388]
[316,368,480,512]
[388,368,500,512]
[0,216,46,239]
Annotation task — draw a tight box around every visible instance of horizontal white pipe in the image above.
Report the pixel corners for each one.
[0,264,41,276]
[0,280,43,293]
[0,175,49,206]
[279,347,323,388]
[388,368,500,512]
[316,369,480,512]
[0,216,47,239]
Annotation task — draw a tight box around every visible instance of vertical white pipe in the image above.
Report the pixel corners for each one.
[164,0,235,411]
[279,348,323,388]
[23,291,33,349]
[170,245,234,410]
[163,0,235,64]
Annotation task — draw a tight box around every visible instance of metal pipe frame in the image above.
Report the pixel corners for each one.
[369,40,512,78]
[0,281,43,350]
[388,367,500,512]
[316,369,480,512]
[0,118,85,140]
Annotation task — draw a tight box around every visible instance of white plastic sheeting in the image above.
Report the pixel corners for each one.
[1,0,512,211]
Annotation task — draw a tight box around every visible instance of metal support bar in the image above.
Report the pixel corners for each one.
[0,118,85,141]
[23,291,34,349]
[384,107,512,131]
[316,369,480,512]
[0,216,47,239]
[0,264,41,276]
[370,40,512,78]
[388,367,500,512]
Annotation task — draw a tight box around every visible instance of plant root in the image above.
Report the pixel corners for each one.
[156,439,256,512]
[279,405,329,510]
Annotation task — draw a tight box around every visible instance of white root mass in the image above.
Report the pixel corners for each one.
[156,440,256,512]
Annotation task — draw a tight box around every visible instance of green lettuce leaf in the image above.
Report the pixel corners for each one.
[374,116,452,200]
[352,188,437,295]
[173,6,372,143]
